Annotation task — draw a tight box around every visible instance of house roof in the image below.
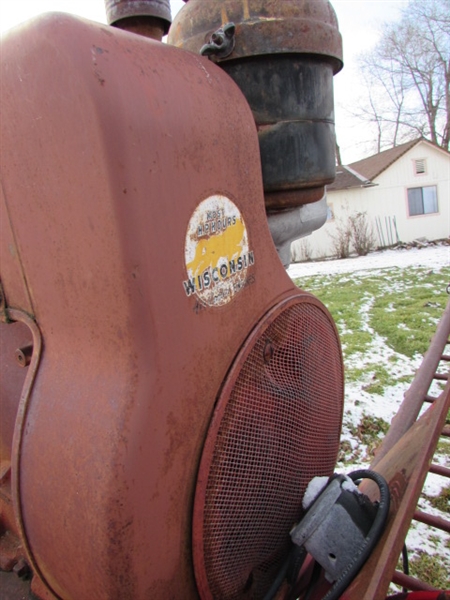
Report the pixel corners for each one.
[328,137,446,192]
[327,165,374,191]
[349,138,421,181]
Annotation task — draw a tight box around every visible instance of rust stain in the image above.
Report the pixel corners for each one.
[388,469,408,512]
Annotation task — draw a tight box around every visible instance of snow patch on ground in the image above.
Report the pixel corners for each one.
[288,244,449,279]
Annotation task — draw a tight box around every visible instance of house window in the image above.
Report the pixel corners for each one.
[414,158,426,175]
[326,203,334,221]
[407,185,438,216]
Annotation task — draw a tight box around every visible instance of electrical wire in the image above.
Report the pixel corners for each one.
[303,560,322,600]
[262,545,307,600]
[401,543,409,593]
[262,556,290,600]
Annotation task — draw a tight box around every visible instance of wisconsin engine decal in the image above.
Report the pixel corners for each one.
[183,195,254,307]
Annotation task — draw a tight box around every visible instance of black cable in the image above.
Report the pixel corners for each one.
[262,545,307,600]
[262,556,290,600]
[303,560,322,600]
[401,543,409,592]
[320,469,391,600]
[287,545,307,585]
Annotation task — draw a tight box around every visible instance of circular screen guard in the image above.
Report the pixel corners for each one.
[193,294,344,600]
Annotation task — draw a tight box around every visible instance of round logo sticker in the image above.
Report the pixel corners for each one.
[183,195,254,307]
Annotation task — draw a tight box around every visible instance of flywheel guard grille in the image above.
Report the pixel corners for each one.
[193,294,344,600]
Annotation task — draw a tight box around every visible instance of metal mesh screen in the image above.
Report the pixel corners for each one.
[193,297,344,600]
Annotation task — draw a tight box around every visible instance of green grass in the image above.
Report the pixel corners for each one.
[395,549,450,590]
[436,438,450,455]
[294,264,450,445]
[360,365,401,394]
[408,552,450,588]
[294,265,449,364]
[424,486,450,514]
[348,413,390,457]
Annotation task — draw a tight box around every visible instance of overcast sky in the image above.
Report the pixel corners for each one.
[0,0,409,163]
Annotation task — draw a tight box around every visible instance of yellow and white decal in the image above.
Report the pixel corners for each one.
[183,195,254,307]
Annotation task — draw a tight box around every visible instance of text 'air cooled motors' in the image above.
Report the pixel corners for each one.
[0,1,346,599]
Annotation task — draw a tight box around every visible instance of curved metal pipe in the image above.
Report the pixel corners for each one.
[267,197,328,268]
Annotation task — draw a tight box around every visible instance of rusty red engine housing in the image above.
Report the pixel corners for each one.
[0,13,343,599]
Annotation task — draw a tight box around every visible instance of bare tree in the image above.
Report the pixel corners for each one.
[328,218,352,259]
[349,212,376,256]
[358,60,408,151]
[358,0,450,151]
[328,212,376,258]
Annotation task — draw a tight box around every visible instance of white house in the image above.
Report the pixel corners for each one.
[291,138,450,262]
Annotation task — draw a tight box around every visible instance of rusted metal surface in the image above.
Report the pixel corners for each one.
[224,56,337,196]
[169,1,342,216]
[15,344,33,368]
[110,16,166,40]
[413,510,450,534]
[0,187,34,316]
[434,372,449,381]
[0,524,23,573]
[0,317,35,577]
[265,188,327,210]
[200,22,236,59]
[0,12,301,599]
[429,463,450,477]
[425,394,438,403]
[0,323,33,464]
[104,0,171,33]
[169,0,343,70]
[391,571,438,592]
[281,298,450,599]
[0,462,23,573]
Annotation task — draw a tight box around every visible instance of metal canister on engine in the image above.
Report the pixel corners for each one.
[168,0,343,210]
